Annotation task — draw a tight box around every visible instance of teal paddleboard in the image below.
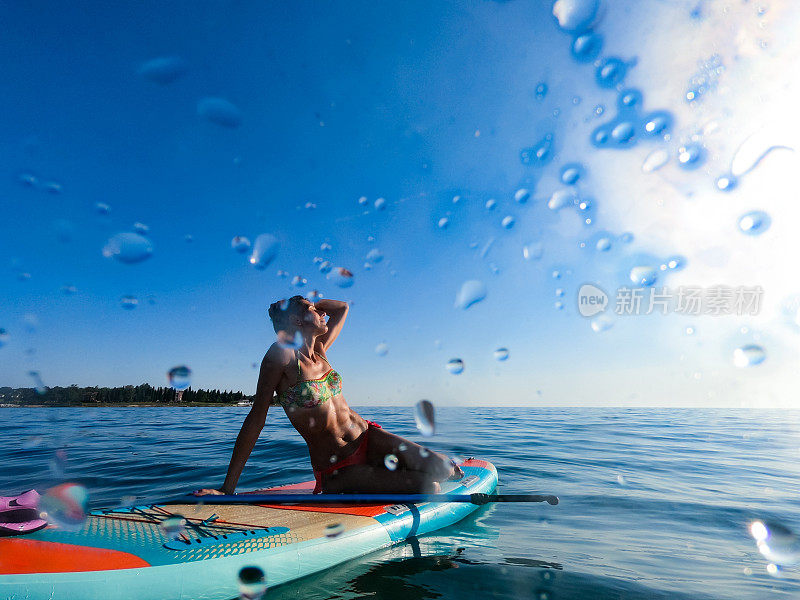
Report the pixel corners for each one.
[0,459,497,600]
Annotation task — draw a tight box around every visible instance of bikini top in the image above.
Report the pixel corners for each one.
[274,352,342,409]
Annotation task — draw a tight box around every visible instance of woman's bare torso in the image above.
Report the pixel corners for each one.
[273,346,368,470]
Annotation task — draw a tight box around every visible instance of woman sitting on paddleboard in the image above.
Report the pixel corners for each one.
[196,296,462,496]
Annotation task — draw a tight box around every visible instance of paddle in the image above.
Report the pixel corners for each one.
[161,493,559,506]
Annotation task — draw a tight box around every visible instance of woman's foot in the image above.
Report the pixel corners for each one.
[447,462,464,481]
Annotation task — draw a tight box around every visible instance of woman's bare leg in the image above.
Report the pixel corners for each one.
[365,427,463,481]
[322,464,441,494]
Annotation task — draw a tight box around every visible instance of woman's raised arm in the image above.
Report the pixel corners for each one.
[314,299,349,352]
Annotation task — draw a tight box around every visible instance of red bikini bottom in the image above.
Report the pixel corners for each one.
[313,420,381,494]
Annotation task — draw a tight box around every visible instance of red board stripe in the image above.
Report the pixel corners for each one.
[0,539,149,574]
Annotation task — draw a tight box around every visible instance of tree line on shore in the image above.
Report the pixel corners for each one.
[0,384,252,406]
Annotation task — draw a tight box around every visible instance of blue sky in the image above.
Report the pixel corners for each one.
[2,1,799,406]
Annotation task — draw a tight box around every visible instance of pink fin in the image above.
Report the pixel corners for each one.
[0,518,47,537]
[0,490,40,512]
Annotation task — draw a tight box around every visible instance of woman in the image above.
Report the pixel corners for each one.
[196,296,461,496]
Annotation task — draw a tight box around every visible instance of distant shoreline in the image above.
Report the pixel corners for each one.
[1,403,253,408]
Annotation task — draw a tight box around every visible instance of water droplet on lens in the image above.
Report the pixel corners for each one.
[160,515,187,540]
[592,127,610,146]
[167,365,192,390]
[548,189,577,210]
[40,483,88,531]
[290,275,306,288]
[685,326,695,335]
[95,202,111,215]
[18,171,37,187]
[552,0,599,31]
[596,237,612,252]
[514,188,531,203]
[501,215,515,229]
[2,327,13,346]
[276,330,303,349]
[749,520,800,567]
[324,523,345,539]
[523,242,544,260]
[384,454,399,471]
[554,301,564,310]
[520,134,554,166]
[595,57,627,88]
[737,211,771,236]
[414,399,436,436]
[61,284,77,295]
[320,242,332,252]
[733,344,766,367]
[21,435,44,449]
[375,342,388,356]
[494,348,509,361]
[446,359,465,375]
[629,266,658,287]
[665,255,686,270]
[571,32,602,62]
[454,280,487,309]
[197,97,242,128]
[642,150,669,172]
[366,248,383,263]
[617,90,641,111]
[238,566,267,600]
[248,234,279,270]
[677,143,706,169]
[103,232,154,264]
[374,197,386,210]
[318,261,332,274]
[327,267,354,288]
[231,236,251,253]
[620,232,634,244]
[438,217,450,229]
[560,163,584,185]
[611,121,636,144]
[28,371,47,394]
[133,222,150,235]
[535,82,548,100]
[485,198,497,210]
[138,56,187,85]
[641,111,673,138]
[120,295,139,310]
[715,174,738,191]
[781,296,800,332]
[306,290,323,303]
[591,315,614,332]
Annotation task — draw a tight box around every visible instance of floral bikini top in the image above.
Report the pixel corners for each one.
[274,352,342,409]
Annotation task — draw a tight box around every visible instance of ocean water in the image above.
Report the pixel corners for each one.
[3,406,800,599]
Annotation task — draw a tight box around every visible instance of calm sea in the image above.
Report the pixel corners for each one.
[3,406,800,600]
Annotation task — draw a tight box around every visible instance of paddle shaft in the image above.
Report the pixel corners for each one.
[164,493,558,506]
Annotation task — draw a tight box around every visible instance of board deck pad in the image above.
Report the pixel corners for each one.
[0,458,498,600]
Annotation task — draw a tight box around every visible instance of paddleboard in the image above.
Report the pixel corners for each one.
[0,458,497,600]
